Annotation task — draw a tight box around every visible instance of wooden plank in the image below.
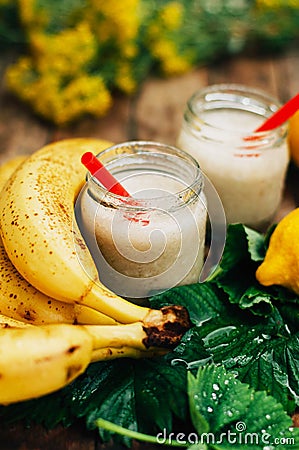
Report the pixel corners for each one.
[0,98,51,165]
[0,53,50,164]
[0,422,96,450]
[274,184,297,223]
[207,55,279,97]
[0,422,173,450]
[272,48,299,101]
[287,163,299,207]
[134,68,208,145]
[272,48,299,217]
[52,95,132,145]
[95,440,174,450]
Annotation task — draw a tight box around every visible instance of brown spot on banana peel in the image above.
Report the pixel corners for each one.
[142,305,191,349]
[67,345,80,354]
[66,364,84,382]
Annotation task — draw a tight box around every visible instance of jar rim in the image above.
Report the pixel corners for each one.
[86,140,204,211]
[185,83,288,145]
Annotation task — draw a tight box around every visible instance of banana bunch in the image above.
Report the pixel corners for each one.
[0,305,187,404]
[0,152,117,326]
[0,138,191,404]
[0,138,153,323]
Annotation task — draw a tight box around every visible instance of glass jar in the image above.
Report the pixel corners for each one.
[177,84,289,231]
[75,141,207,301]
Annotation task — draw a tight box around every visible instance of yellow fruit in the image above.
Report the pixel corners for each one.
[288,110,299,167]
[0,156,26,186]
[256,208,299,295]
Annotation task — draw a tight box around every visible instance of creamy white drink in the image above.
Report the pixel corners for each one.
[77,142,207,300]
[177,85,289,231]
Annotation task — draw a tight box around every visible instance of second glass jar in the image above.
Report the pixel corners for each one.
[177,84,289,231]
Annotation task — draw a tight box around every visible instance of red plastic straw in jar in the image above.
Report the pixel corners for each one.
[81,151,130,197]
[255,92,299,133]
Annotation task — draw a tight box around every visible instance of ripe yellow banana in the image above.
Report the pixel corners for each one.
[0,234,118,325]
[0,155,27,187]
[90,346,167,363]
[0,305,190,404]
[0,154,118,326]
[0,323,93,404]
[0,312,33,328]
[0,138,153,323]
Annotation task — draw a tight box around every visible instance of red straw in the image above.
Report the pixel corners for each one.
[81,151,130,197]
[254,92,299,133]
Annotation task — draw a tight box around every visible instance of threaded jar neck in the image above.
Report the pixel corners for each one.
[183,84,288,151]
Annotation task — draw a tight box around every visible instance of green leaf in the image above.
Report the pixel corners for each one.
[245,226,266,262]
[217,224,250,272]
[216,224,264,269]
[150,282,231,327]
[278,302,299,332]
[75,358,188,442]
[188,365,299,450]
[209,224,272,316]
[202,309,299,410]
[188,445,208,450]
[151,264,299,410]
[238,285,274,315]
[0,392,72,429]
[188,365,251,434]
[169,327,212,370]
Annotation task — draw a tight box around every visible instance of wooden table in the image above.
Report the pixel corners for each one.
[0,49,298,449]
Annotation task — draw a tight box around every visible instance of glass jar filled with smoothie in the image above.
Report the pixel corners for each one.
[76,141,207,301]
[177,84,289,231]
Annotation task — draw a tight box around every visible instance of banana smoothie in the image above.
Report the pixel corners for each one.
[77,141,207,300]
[177,85,289,231]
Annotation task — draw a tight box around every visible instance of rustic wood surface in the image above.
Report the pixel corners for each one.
[0,47,298,449]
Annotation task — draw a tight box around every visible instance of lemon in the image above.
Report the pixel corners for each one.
[288,110,299,167]
[256,208,299,295]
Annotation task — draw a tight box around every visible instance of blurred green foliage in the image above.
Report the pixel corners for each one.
[0,0,298,124]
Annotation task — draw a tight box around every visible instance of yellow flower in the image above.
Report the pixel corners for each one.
[256,0,298,7]
[18,0,48,29]
[3,0,197,124]
[122,42,138,59]
[146,23,160,40]
[62,75,112,115]
[162,55,192,76]
[36,74,112,125]
[5,57,37,101]
[150,39,191,76]
[160,2,183,30]
[31,76,62,119]
[115,63,137,94]
[30,22,97,77]
[6,56,112,125]
[89,0,140,44]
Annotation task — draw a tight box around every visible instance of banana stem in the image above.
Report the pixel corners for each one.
[84,305,192,352]
[74,304,119,325]
[82,284,150,323]
[84,322,147,351]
